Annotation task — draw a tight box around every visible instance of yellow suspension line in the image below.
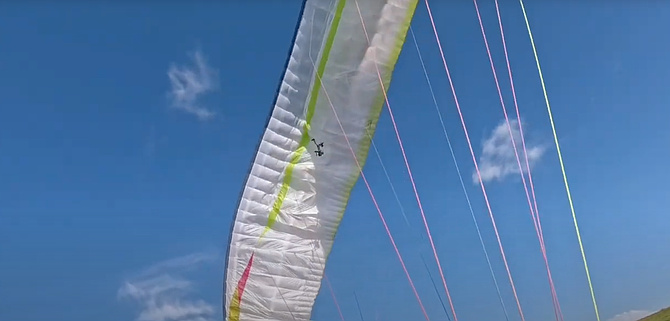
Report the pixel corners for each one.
[518,2,601,321]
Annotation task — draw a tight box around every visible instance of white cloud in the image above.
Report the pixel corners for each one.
[167,49,218,121]
[474,118,545,183]
[118,251,220,321]
[137,251,218,278]
[607,310,654,321]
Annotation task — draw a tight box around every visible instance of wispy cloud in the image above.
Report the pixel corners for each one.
[607,310,653,321]
[144,125,159,158]
[118,251,220,321]
[167,49,218,121]
[143,125,169,158]
[474,118,545,183]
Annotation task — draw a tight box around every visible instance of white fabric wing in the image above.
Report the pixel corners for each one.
[224,1,418,320]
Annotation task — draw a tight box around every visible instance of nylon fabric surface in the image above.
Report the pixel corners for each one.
[224,1,418,320]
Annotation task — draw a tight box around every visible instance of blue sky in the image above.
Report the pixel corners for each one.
[1,1,670,321]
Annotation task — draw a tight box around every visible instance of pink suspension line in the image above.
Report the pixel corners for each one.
[313,68,431,321]
[325,274,346,321]
[493,1,564,320]
[472,0,564,319]
[422,0,527,320]
[352,1,459,321]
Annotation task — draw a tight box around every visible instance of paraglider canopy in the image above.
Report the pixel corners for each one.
[222,1,419,320]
